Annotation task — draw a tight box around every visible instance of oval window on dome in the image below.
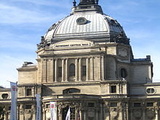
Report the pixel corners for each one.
[2,93,9,99]
[146,88,155,94]
[76,17,87,25]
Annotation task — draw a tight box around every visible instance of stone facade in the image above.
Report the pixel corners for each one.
[0,0,160,120]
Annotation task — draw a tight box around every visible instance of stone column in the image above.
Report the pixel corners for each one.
[42,59,47,83]
[90,57,94,80]
[55,59,58,82]
[142,107,145,120]
[65,59,68,82]
[58,104,63,120]
[19,104,24,120]
[62,59,65,82]
[3,106,7,120]
[101,55,105,81]
[75,58,78,81]
[79,110,82,120]
[42,104,46,120]
[155,108,158,120]
[46,59,50,82]
[96,108,99,120]
[52,59,55,82]
[49,59,54,83]
[75,109,78,120]
[79,58,82,81]
[84,110,87,120]
[86,58,89,81]
[100,103,103,120]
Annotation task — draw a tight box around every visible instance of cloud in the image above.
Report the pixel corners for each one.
[8,0,71,8]
[0,1,68,25]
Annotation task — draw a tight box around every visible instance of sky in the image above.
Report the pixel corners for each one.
[0,0,160,88]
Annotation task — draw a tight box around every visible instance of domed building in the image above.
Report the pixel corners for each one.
[0,0,160,120]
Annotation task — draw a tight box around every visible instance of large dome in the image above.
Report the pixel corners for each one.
[38,0,129,49]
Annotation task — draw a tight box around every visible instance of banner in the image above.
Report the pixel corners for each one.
[65,107,70,120]
[36,94,41,120]
[50,102,57,120]
[10,82,17,120]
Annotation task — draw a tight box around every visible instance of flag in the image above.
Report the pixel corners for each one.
[50,102,57,120]
[10,82,17,120]
[65,107,70,120]
[36,94,41,120]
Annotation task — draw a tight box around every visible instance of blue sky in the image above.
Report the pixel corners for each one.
[0,0,160,87]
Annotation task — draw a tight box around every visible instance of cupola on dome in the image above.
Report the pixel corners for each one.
[38,0,129,49]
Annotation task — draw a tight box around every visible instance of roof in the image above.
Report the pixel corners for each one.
[37,0,129,49]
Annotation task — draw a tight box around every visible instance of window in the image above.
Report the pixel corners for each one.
[2,93,8,99]
[63,88,80,94]
[110,85,116,93]
[25,105,32,109]
[146,88,155,94]
[46,104,50,108]
[134,103,141,107]
[82,65,86,76]
[147,102,153,107]
[58,67,62,77]
[120,68,127,78]
[88,103,95,107]
[26,88,32,96]
[69,63,75,76]
[110,102,117,107]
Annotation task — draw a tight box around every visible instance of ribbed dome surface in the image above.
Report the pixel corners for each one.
[38,2,129,49]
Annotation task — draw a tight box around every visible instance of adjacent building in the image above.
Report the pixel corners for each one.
[0,0,160,120]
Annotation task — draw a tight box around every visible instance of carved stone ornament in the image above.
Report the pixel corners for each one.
[146,109,156,119]
[88,108,95,117]
[133,109,142,119]
[118,48,128,57]
[110,108,119,119]
[25,113,32,120]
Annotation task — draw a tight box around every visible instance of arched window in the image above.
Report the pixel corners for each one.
[63,88,80,94]
[69,63,75,76]
[120,68,127,78]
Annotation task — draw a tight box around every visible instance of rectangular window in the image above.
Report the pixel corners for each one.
[110,102,117,107]
[25,105,32,109]
[88,103,95,107]
[26,88,32,96]
[110,85,116,93]
[147,102,153,107]
[46,104,50,108]
[134,103,141,107]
